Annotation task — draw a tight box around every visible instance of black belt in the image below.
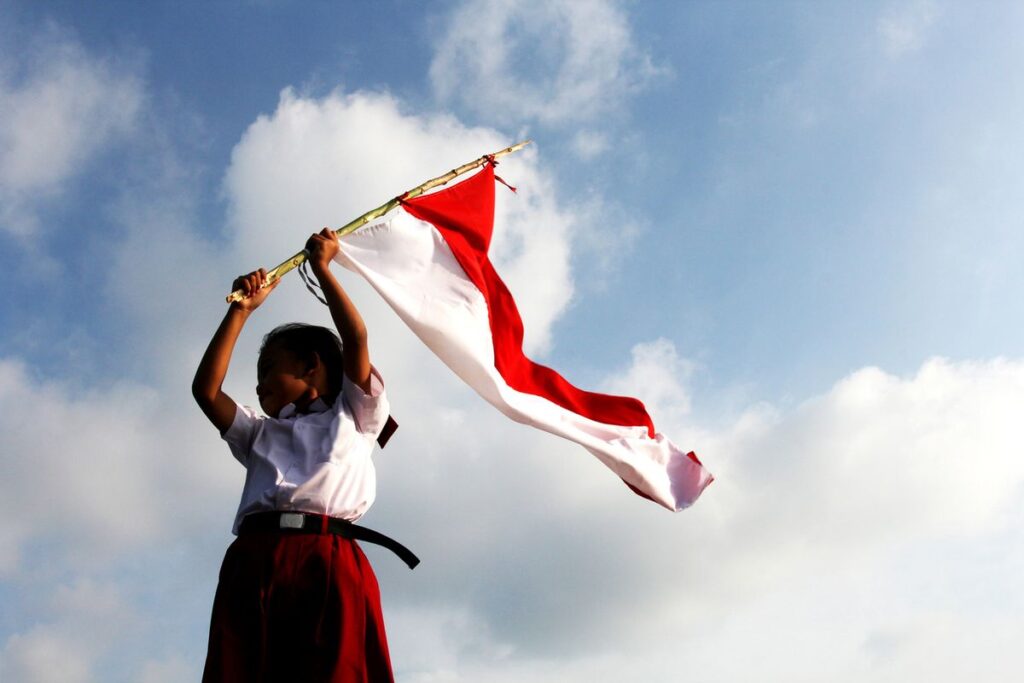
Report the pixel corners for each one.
[239,511,419,570]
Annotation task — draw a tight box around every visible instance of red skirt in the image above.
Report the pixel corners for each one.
[202,531,394,683]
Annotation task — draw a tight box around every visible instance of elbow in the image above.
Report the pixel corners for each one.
[342,324,368,348]
[353,325,368,347]
[191,378,216,406]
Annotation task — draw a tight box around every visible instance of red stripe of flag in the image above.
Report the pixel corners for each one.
[403,164,659,437]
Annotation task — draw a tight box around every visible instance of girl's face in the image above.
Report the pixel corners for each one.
[256,345,315,417]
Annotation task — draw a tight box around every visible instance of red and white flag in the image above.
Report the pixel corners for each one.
[334,163,712,510]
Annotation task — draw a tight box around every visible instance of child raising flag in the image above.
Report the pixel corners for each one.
[193,228,412,682]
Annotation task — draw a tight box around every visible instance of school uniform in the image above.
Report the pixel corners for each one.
[203,367,409,683]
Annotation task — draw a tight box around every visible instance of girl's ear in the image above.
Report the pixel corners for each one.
[303,351,322,378]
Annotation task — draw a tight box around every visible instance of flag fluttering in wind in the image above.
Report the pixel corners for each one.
[333,161,712,511]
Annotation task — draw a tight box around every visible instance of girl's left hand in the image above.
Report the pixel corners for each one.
[306,228,340,269]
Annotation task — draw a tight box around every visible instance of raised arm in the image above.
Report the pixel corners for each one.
[306,228,372,393]
[192,269,279,432]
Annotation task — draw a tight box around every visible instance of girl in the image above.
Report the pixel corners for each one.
[193,229,411,682]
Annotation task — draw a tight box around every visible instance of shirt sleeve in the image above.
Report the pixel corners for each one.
[339,365,390,439]
[221,402,262,466]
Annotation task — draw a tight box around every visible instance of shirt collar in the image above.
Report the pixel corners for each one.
[277,396,330,420]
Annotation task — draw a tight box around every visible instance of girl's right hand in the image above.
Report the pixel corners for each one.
[231,268,279,311]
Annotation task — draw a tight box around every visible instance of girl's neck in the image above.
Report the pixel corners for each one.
[292,386,320,413]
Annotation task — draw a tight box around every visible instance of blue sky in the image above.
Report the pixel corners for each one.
[2,1,1023,681]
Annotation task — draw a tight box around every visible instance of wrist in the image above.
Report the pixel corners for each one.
[228,301,254,318]
[310,260,333,277]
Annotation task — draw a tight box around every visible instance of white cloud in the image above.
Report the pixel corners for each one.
[0,358,238,575]
[375,348,1024,680]
[223,87,576,355]
[430,0,662,127]
[878,1,940,57]
[712,357,1024,550]
[602,338,694,420]
[386,604,512,679]
[0,579,136,683]
[137,657,194,683]
[570,130,610,160]
[0,26,142,236]
[0,629,92,683]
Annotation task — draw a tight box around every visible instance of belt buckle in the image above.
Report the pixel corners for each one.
[279,512,305,530]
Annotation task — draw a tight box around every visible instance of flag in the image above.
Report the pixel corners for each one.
[334,163,712,510]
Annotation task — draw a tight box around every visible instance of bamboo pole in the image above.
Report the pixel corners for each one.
[226,140,531,303]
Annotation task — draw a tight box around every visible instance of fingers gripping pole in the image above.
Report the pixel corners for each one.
[225,140,532,303]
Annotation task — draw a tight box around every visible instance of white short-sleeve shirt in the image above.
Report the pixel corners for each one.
[222,366,390,534]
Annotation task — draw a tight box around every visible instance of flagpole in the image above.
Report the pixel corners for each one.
[225,140,532,303]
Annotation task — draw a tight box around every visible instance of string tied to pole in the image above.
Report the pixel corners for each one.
[297,251,329,306]
[485,154,517,193]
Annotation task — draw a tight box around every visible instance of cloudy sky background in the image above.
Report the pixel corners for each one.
[2,1,1023,680]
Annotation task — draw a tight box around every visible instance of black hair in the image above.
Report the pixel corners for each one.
[259,323,345,399]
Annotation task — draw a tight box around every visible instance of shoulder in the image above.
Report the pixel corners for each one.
[342,365,386,402]
[222,402,267,465]
[223,402,264,435]
[338,365,390,435]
